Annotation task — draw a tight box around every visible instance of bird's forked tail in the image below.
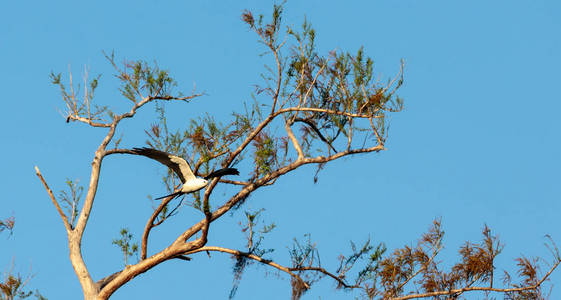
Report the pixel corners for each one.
[154,190,183,200]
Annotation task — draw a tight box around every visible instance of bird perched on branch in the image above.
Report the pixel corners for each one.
[131,147,239,200]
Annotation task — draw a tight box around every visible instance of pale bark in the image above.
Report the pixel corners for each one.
[38,88,201,299]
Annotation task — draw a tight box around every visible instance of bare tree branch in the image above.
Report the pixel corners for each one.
[34,166,71,233]
[140,192,181,260]
[285,121,304,160]
[97,234,207,299]
[68,115,112,127]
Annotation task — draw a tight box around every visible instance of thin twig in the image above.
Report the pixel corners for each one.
[396,246,440,291]
[185,246,310,289]
[288,266,358,289]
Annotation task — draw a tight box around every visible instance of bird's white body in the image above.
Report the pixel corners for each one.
[181,177,208,193]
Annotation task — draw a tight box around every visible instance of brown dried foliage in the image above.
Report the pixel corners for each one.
[285,220,559,300]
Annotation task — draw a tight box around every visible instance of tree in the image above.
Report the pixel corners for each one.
[35,4,559,300]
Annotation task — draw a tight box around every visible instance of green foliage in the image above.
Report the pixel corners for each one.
[112,228,138,267]
[148,104,243,175]
[145,103,248,214]
[244,209,276,255]
[136,2,405,216]
[252,132,277,177]
[290,234,319,269]
[50,50,188,128]
[50,69,106,122]
[104,51,177,103]
[289,234,321,299]
[337,239,387,287]
[58,179,84,229]
[242,2,405,168]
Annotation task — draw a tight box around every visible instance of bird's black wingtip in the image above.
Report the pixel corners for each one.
[130,147,153,154]
[204,167,240,179]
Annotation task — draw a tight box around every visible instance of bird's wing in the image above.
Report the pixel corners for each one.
[131,148,196,183]
[204,168,240,180]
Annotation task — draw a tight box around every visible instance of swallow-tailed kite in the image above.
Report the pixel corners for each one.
[131,147,239,200]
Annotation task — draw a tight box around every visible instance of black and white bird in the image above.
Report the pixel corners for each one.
[131,147,239,200]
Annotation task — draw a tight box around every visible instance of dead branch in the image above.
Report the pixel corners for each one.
[34,166,71,233]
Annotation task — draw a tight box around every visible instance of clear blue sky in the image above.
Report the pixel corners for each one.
[1,1,560,299]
